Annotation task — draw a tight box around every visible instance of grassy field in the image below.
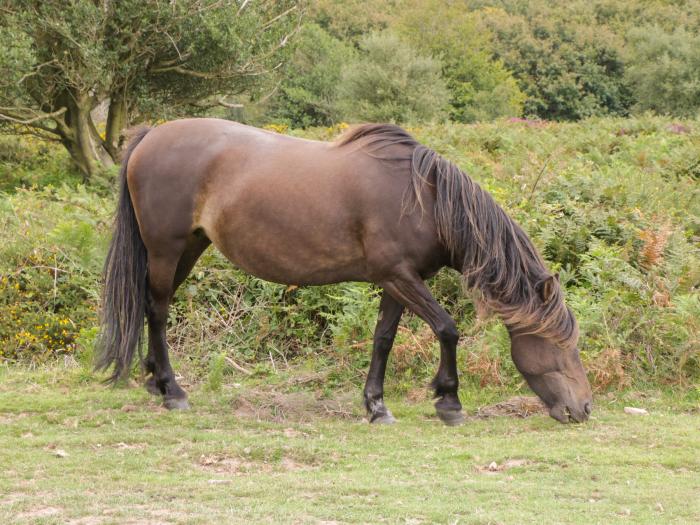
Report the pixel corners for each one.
[1,365,698,525]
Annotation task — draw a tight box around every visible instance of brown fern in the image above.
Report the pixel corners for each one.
[639,222,673,269]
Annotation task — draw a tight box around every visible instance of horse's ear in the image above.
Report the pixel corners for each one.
[554,272,560,282]
[538,275,557,304]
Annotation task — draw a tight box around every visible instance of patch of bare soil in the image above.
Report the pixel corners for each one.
[197,452,314,475]
[231,389,360,423]
[474,396,547,418]
[67,516,107,525]
[476,458,532,474]
[0,492,25,506]
[17,506,63,520]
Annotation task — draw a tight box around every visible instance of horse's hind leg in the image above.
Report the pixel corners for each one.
[144,233,211,401]
[364,291,404,424]
[381,272,464,426]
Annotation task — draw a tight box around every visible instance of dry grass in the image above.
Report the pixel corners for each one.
[475,396,547,418]
[231,388,360,423]
[464,347,505,387]
[391,324,435,373]
[586,347,632,391]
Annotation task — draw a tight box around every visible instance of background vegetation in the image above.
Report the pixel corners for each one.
[0,1,698,396]
[1,117,698,393]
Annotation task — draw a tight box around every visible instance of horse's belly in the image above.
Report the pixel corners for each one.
[200,198,368,285]
[212,235,368,285]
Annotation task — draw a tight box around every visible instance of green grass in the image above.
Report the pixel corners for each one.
[1,365,698,524]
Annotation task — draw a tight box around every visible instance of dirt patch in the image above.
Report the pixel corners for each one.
[231,389,360,423]
[198,453,264,475]
[0,412,29,424]
[113,442,148,451]
[474,396,547,418]
[197,452,314,475]
[17,506,63,519]
[476,458,532,474]
[0,492,25,506]
[67,517,107,525]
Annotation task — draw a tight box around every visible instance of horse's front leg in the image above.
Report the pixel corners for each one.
[364,291,404,423]
[382,273,464,426]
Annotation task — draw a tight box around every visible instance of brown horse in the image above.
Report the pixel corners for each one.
[97,119,592,425]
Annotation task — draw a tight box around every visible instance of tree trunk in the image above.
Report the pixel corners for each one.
[105,92,128,159]
[55,92,116,180]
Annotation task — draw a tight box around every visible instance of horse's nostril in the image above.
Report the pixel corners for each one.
[583,402,592,416]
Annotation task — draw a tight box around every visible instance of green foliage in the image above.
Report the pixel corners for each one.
[0,135,82,191]
[270,24,356,128]
[477,5,632,120]
[0,1,300,176]
[0,185,110,363]
[625,26,700,117]
[1,117,698,391]
[336,31,449,123]
[308,0,396,42]
[397,1,525,122]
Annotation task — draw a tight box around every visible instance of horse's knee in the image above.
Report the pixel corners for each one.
[436,320,459,346]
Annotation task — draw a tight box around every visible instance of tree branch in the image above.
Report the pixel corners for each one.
[0,106,67,126]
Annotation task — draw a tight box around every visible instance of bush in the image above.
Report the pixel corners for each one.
[477,4,633,120]
[336,31,450,123]
[397,1,525,123]
[0,185,110,363]
[625,26,700,117]
[0,135,82,191]
[270,24,356,128]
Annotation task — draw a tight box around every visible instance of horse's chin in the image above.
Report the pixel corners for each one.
[548,404,572,424]
[548,403,588,424]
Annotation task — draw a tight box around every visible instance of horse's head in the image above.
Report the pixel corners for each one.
[510,332,592,423]
[506,274,592,423]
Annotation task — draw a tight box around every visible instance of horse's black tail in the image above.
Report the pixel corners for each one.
[95,126,151,383]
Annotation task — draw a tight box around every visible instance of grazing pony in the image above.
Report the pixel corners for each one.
[97,119,592,425]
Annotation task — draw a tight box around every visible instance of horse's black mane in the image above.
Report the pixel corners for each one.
[337,123,579,350]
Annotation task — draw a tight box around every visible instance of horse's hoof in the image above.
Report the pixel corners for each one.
[164,397,190,410]
[144,376,161,396]
[370,411,397,424]
[437,409,465,426]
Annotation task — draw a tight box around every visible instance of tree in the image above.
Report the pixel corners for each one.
[270,23,355,128]
[625,26,700,117]
[477,3,633,121]
[336,31,449,123]
[397,1,525,123]
[0,1,301,178]
[307,0,397,43]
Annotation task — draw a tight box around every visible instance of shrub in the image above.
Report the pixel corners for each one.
[336,31,450,123]
[625,26,700,117]
[477,4,633,120]
[270,24,356,128]
[0,185,110,363]
[397,1,525,123]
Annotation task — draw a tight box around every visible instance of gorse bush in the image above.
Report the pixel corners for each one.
[0,117,698,391]
[0,184,110,362]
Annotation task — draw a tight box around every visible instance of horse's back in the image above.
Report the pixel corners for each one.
[126,118,443,285]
